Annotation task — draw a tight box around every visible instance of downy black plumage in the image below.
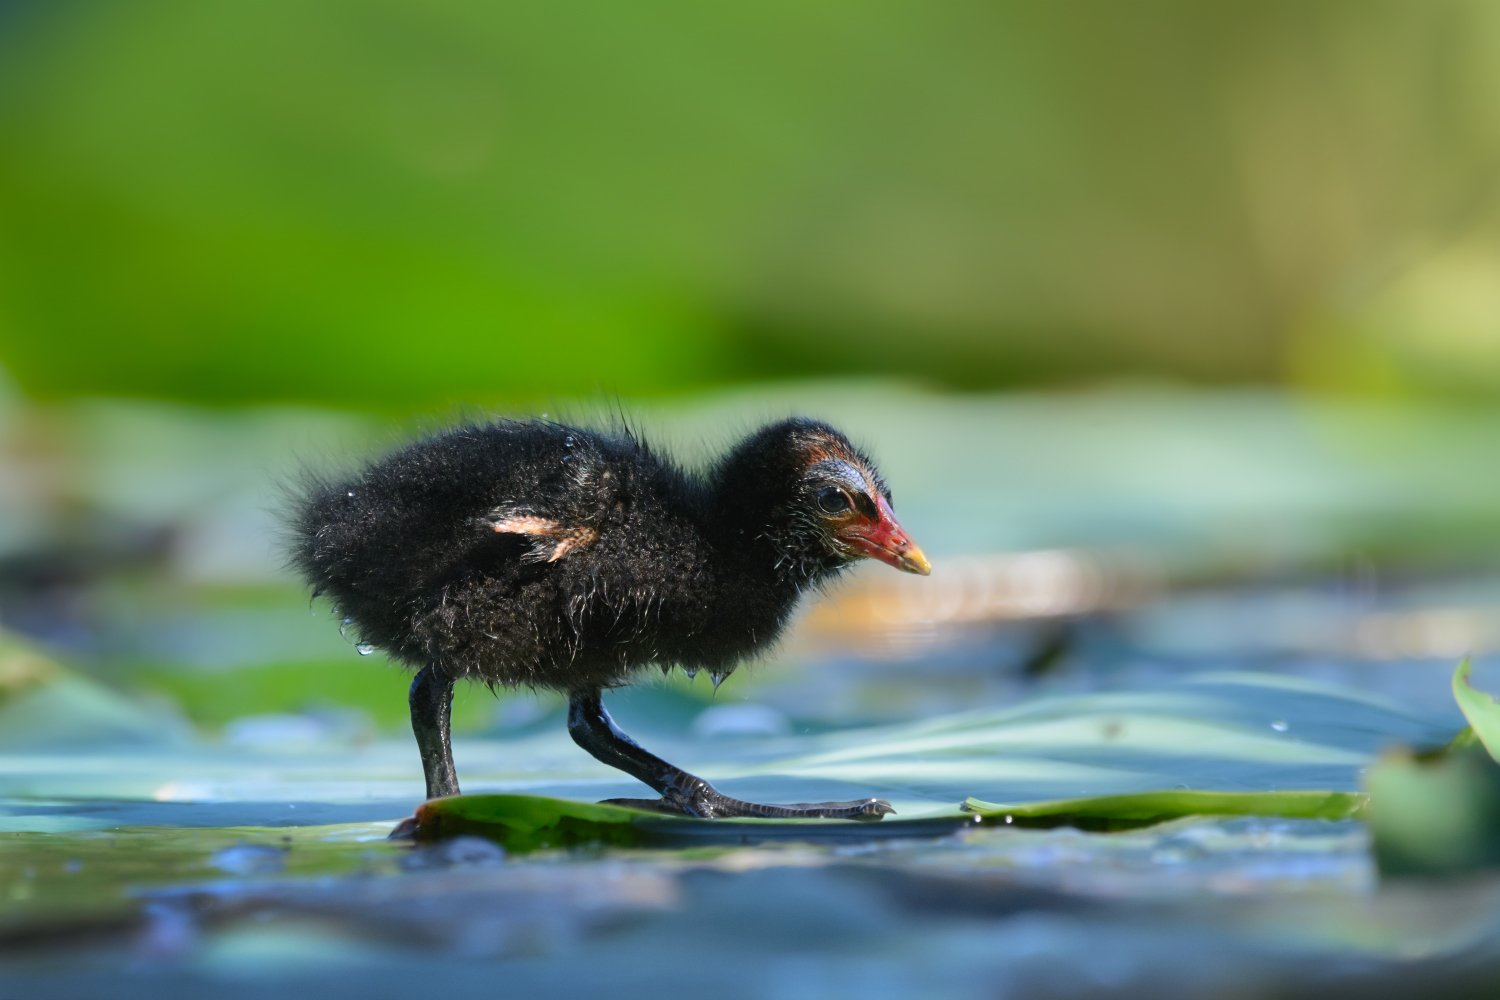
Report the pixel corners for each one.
[289,416,929,820]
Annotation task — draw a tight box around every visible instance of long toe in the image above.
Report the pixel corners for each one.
[811,798,895,821]
[609,776,896,821]
[700,795,895,821]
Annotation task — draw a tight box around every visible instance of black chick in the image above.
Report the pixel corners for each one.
[289,417,929,820]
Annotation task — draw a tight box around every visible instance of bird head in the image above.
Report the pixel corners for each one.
[793,438,930,577]
[719,419,930,582]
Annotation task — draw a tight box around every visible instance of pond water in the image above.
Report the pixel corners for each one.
[5,389,1500,997]
[5,580,1500,999]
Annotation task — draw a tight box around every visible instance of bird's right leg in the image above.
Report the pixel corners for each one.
[410,663,459,799]
[567,690,891,821]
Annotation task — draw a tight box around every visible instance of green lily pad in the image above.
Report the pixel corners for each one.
[413,786,1371,852]
[410,794,979,851]
[1359,659,1500,877]
[1451,658,1500,763]
[963,790,1367,832]
[412,795,677,851]
[1365,744,1500,878]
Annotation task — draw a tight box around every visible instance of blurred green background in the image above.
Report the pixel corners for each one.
[3,1,1500,407]
[4,0,1500,735]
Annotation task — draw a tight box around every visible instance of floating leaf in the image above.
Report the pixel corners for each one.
[410,794,974,851]
[412,795,678,851]
[1446,727,1481,752]
[963,790,1366,832]
[1451,658,1500,763]
[1365,744,1500,877]
[414,788,1369,851]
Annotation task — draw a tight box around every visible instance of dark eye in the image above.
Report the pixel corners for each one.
[816,487,851,515]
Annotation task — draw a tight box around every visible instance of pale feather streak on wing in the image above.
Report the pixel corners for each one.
[488,514,599,563]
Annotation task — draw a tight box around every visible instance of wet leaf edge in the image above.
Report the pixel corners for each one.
[964,789,1368,832]
[1451,658,1500,763]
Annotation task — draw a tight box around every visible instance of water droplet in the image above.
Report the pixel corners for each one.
[338,617,353,638]
[355,642,375,656]
[682,668,699,680]
[346,491,355,498]
[1270,719,1289,733]
[710,671,728,692]
[563,434,575,448]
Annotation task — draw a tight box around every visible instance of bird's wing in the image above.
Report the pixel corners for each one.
[483,511,599,564]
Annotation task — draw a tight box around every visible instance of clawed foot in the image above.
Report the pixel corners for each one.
[569,693,893,822]
[603,786,894,821]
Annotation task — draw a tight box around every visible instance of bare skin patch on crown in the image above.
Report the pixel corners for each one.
[797,431,860,469]
[797,434,885,505]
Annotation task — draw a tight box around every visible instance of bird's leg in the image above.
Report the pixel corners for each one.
[566,690,892,821]
[410,663,460,799]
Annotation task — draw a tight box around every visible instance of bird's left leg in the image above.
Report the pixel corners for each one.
[388,663,461,840]
[410,663,460,799]
[566,690,892,821]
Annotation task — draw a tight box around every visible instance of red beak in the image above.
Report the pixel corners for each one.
[839,495,931,575]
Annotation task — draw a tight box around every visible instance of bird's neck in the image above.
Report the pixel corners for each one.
[707,516,843,593]
[703,456,847,595]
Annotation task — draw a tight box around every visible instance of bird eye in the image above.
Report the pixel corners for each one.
[816,487,851,515]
